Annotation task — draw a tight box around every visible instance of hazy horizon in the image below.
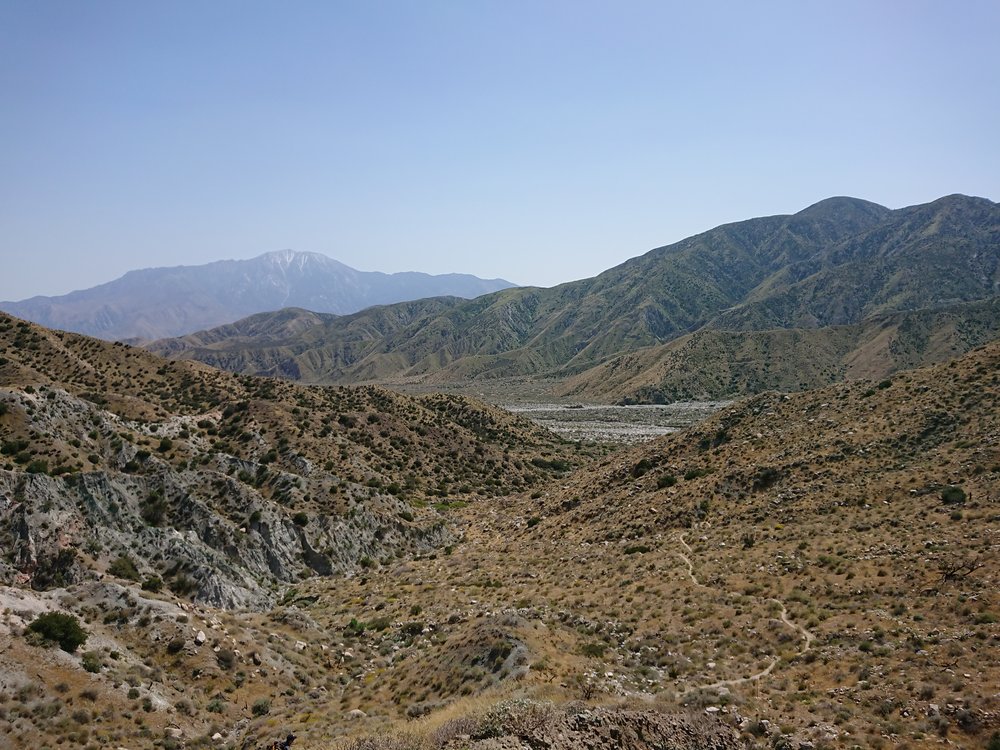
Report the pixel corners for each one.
[2,1,998,300]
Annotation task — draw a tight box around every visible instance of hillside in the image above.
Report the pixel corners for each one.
[559,297,1000,402]
[1,316,996,749]
[0,250,514,341]
[149,195,1000,401]
[0,312,587,611]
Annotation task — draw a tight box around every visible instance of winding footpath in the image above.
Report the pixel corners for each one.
[674,533,815,695]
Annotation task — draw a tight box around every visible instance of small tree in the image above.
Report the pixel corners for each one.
[27,612,88,653]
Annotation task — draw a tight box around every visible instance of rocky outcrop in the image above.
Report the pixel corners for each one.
[424,702,745,750]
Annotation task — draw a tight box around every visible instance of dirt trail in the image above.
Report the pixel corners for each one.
[674,534,815,695]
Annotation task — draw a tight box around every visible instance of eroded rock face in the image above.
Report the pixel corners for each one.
[0,458,450,610]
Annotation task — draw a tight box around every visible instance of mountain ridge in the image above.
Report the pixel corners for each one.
[0,250,515,341]
[149,194,1000,400]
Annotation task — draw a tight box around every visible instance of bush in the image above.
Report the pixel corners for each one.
[292,511,309,527]
[26,459,49,475]
[216,648,236,670]
[166,637,186,655]
[108,554,140,581]
[631,458,653,478]
[141,576,163,592]
[656,473,677,488]
[940,486,967,504]
[81,650,103,673]
[27,612,88,653]
[251,698,270,716]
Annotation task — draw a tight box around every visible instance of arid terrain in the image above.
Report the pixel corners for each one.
[0,312,997,750]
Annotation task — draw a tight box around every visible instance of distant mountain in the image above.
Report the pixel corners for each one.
[0,250,515,341]
[149,195,1000,399]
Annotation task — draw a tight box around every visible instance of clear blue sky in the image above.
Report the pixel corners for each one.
[1,0,998,300]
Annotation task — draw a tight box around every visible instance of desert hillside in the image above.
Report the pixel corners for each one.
[0,313,996,749]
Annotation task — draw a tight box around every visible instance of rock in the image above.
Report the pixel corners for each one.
[194,630,206,645]
[348,708,367,719]
[212,732,224,742]
[252,651,262,665]
[295,640,307,651]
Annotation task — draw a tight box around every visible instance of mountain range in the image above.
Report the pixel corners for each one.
[150,194,1000,401]
[0,250,514,341]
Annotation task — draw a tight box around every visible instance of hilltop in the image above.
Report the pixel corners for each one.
[150,195,1000,401]
[0,250,514,341]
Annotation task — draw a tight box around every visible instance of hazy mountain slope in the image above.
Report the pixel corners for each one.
[0,312,585,609]
[0,250,514,341]
[149,195,999,395]
[559,297,1000,402]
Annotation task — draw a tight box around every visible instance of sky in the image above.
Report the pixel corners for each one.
[1,0,998,300]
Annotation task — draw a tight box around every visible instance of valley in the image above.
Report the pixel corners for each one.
[0,311,996,750]
[0,194,998,750]
[387,378,728,443]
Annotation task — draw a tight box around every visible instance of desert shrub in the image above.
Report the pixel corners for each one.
[292,511,309,527]
[26,459,49,474]
[166,637,186,655]
[631,458,653,478]
[342,733,424,750]
[656,473,677,488]
[251,698,270,716]
[169,573,195,596]
[940,486,966,504]
[624,545,650,554]
[216,649,236,670]
[32,548,78,589]
[684,467,711,481]
[401,621,424,638]
[108,554,141,581]
[752,466,782,492]
[141,576,163,592]
[81,650,103,673]
[475,699,555,739]
[27,612,88,652]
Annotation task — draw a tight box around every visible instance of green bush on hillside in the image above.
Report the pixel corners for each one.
[27,612,88,653]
